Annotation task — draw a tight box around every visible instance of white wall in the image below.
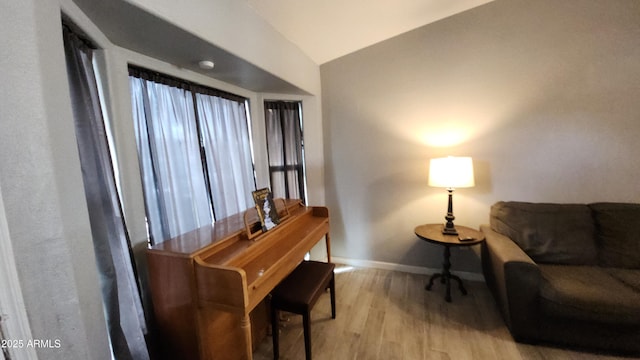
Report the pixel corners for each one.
[0,0,110,358]
[321,0,640,273]
[127,0,321,95]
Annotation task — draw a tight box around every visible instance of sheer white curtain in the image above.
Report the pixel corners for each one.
[265,108,286,198]
[196,94,255,219]
[282,107,303,199]
[130,78,212,244]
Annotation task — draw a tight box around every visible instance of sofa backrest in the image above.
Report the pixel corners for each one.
[490,201,598,265]
[589,202,640,269]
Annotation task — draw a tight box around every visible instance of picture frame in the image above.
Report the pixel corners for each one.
[252,188,280,232]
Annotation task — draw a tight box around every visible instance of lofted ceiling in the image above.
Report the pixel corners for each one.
[71,0,308,94]
[245,0,494,64]
[71,0,493,93]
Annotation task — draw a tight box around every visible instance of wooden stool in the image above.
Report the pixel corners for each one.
[270,260,336,360]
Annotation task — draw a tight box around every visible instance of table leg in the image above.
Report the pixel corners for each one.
[426,245,467,302]
[442,246,452,302]
[449,274,467,295]
[426,273,441,290]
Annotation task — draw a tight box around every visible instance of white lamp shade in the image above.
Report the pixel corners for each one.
[428,156,475,189]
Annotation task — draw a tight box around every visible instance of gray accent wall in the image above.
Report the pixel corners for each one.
[321,0,640,271]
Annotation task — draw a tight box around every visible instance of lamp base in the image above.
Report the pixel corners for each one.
[442,224,458,236]
[441,188,459,235]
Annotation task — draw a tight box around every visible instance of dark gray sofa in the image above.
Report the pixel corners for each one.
[481,201,640,354]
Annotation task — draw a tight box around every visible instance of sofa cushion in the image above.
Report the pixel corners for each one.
[539,265,640,325]
[589,202,640,269]
[490,202,598,265]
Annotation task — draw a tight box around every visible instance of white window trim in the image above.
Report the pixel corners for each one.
[0,186,37,360]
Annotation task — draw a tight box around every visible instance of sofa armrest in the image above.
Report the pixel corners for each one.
[481,224,541,341]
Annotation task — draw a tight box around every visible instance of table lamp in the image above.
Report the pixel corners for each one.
[428,156,475,235]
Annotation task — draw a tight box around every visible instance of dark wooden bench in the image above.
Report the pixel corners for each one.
[270,260,336,360]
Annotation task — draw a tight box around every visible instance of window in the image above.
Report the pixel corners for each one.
[129,68,256,244]
[264,101,306,203]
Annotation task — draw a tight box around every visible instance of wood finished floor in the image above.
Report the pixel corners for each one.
[252,265,638,360]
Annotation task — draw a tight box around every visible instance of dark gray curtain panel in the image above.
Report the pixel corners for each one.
[63,25,149,360]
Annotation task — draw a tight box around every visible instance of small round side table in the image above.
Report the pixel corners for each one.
[414,224,485,302]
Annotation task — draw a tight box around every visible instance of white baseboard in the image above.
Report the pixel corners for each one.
[331,256,485,282]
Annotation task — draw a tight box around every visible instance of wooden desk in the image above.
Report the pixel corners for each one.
[147,199,330,360]
[414,224,484,302]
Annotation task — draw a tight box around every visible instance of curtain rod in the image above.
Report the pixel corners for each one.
[128,65,248,104]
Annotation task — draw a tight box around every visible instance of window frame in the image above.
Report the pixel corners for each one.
[264,100,307,204]
[129,66,258,245]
